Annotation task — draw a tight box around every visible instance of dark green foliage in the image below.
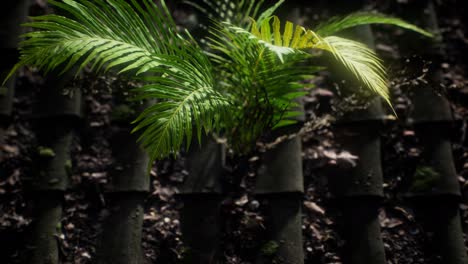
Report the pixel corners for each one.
[5,0,432,163]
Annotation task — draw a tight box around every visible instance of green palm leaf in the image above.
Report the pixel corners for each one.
[324,36,387,101]
[315,12,433,37]
[131,53,229,161]
[7,0,182,78]
[5,0,229,161]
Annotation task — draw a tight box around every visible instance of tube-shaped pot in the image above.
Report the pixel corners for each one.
[397,1,467,262]
[255,193,304,264]
[0,0,29,133]
[29,70,81,263]
[327,21,387,264]
[98,102,151,264]
[28,192,63,264]
[179,134,224,264]
[97,193,147,264]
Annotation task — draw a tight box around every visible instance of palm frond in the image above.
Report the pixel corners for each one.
[324,36,388,102]
[6,0,183,79]
[206,23,316,151]
[131,57,230,160]
[231,16,391,103]
[315,12,434,37]
[5,0,229,161]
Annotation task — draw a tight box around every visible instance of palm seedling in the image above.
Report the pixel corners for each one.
[4,0,433,262]
[4,0,433,161]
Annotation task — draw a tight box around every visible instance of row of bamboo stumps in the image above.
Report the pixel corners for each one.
[1,0,467,263]
[178,1,468,263]
[0,1,151,264]
[402,1,467,263]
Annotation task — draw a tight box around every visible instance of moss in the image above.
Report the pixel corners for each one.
[56,222,62,232]
[410,166,440,192]
[0,86,7,97]
[179,246,192,261]
[111,104,136,123]
[261,240,279,256]
[64,159,72,176]
[38,146,56,158]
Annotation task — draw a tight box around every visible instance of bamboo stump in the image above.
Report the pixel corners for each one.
[329,100,387,264]
[0,0,29,142]
[325,18,387,263]
[28,73,82,264]
[251,5,309,262]
[255,122,305,264]
[319,3,387,262]
[97,103,150,264]
[179,135,224,264]
[29,193,63,264]
[407,104,468,264]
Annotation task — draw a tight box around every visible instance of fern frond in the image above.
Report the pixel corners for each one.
[315,12,433,37]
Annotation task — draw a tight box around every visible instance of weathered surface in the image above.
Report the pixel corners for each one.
[33,73,84,120]
[181,135,225,194]
[340,199,386,264]
[179,194,222,264]
[256,194,304,264]
[28,193,62,264]
[256,135,304,194]
[411,197,468,264]
[407,124,461,197]
[29,63,81,263]
[32,122,74,191]
[98,100,151,263]
[97,193,146,264]
[0,0,29,130]
[330,122,384,197]
[107,127,150,192]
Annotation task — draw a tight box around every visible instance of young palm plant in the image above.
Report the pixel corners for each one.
[4,1,432,262]
[5,0,432,163]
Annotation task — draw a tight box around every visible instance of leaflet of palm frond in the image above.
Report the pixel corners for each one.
[315,12,433,37]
